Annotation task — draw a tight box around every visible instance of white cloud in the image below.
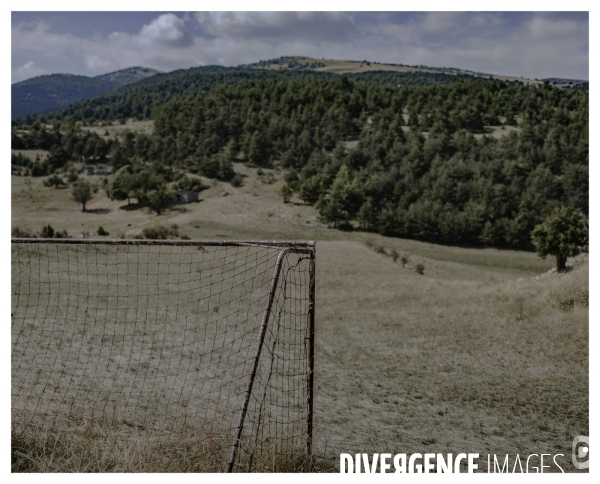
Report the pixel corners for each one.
[137,13,193,48]
[10,12,589,82]
[195,11,358,42]
[12,61,47,83]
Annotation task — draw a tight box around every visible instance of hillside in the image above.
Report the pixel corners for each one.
[247,56,543,86]
[12,76,588,251]
[10,167,588,471]
[19,59,533,125]
[11,67,161,119]
[39,67,338,123]
[14,57,589,123]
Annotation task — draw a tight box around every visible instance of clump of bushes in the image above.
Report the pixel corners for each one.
[41,224,68,238]
[141,224,180,240]
[176,175,208,193]
[12,226,33,238]
[41,224,54,238]
[97,226,109,236]
[11,225,69,239]
[43,174,65,188]
[231,174,243,187]
[278,184,293,203]
[415,264,425,275]
[371,244,412,269]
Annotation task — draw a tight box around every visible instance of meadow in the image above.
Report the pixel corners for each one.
[11,164,588,472]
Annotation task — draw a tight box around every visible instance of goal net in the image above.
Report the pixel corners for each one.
[11,239,315,472]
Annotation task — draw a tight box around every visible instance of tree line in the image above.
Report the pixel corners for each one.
[12,67,507,126]
[12,76,588,250]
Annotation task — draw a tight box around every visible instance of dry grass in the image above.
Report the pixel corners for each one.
[12,241,313,472]
[11,149,587,472]
[12,415,333,472]
[81,120,154,139]
[11,149,49,161]
[255,56,542,86]
[314,243,587,472]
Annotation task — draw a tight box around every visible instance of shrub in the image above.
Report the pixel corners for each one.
[97,226,109,236]
[177,175,208,192]
[390,249,399,263]
[231,174,243,187]
[375,246,387,255]
[12,226,33,238]
[415,264,425,275]
[278,184,293,203]
[43,174,65,188]
[141,224,179,240]
[41,224,54,238]
[400,256,409,267]
[30,162,48,177]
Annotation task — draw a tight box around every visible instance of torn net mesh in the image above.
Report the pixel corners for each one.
[11,241,312,471]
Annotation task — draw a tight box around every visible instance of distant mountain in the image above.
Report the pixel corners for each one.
[11,67,162,119]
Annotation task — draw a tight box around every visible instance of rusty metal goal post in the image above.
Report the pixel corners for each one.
[11,238,315,472]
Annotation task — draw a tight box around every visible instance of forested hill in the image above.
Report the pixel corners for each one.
[149,78,587,249]
[11,67,161,119]
[40,67,337,123]
[13,77,587,251]
[25,67,498,125]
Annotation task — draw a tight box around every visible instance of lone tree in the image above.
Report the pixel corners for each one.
[71,179,94,212]
[531,206,588,272]
[109,165,134,204]
[278,183,293,204]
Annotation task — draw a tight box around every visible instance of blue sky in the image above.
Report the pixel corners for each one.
[11,11,589,83]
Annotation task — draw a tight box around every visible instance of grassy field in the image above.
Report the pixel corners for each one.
[11,241,313,472]
[254,56,542,86]
[81,120,154,140]
[11,164,588,472]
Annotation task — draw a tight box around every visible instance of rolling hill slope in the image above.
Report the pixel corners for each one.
[12,67,161,118]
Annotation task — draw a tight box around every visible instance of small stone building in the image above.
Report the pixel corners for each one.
[177,190,198,204]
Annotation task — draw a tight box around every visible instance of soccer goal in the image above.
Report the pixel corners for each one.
[11,238,315,472]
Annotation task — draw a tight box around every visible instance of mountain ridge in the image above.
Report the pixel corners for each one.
[13,58,587,120]
[12,67,162,118]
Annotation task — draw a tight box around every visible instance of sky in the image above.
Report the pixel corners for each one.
[11,11,589,83]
